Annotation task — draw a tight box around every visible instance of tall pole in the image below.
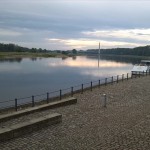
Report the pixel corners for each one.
[98,42,100,68]
[99,42,100,55]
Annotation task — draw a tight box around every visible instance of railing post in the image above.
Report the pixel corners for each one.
[91,81,92,91]
[139,72,140,78]
[103,94,107,108]
[105,78,107,86]
[112,76,113,84]
[32,96,35,107]
[146,70,147,76]
[99,80,100,88]
[127,73,128,80]
[60,89,62,100]
[131,73,133,79]
[117,75,119,83]
[143,71,144,76]
[71,87,73,97]
[122,74,124,82]
[15,98,18,111]
[134,73,136,78]
[47,92,49,103]
[81,84,83,94]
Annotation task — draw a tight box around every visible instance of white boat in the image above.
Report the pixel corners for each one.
[131,60,150,75]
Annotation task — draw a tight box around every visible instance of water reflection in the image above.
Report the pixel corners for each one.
[0,57,44,63]
[72,56,77,60]
[0,65,21,73]
[86,55,141,64]
[48,56,129,68]
[0,55,138,102]
[46,56,134,79]
[30,57,37,61]
[0,57,22,63]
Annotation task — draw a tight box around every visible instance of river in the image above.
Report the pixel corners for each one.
[0,55,141,108]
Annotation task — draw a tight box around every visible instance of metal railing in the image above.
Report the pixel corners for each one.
[0,71,149,112]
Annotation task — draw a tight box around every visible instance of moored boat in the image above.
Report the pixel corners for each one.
[131,60,150,75]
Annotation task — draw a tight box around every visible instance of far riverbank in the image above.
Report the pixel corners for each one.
[0,52,70,59]
[1,51,150,60]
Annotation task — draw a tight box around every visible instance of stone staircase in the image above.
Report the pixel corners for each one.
[0,97,77,142]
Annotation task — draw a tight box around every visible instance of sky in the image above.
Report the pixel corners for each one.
[0,0,150,50]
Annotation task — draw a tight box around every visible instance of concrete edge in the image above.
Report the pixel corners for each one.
[0,113,62,142]
[0,97,77,122]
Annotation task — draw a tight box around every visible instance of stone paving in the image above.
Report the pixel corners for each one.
[0,76,150,150]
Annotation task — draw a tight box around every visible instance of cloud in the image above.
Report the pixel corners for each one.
[47,38,140,49]
[0,0,150,49]
[0,28,22,36]
[82,28,150,42]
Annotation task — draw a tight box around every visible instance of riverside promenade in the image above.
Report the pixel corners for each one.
[0,75,150,150]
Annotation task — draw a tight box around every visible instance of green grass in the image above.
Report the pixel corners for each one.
[0,52,68,58]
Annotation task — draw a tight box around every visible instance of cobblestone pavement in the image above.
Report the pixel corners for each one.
[0,76,150,150]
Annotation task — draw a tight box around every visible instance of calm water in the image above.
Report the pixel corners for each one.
[0,55,140,104]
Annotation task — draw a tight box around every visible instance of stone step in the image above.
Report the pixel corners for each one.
[0,113,62,142]
[0,97,77,122]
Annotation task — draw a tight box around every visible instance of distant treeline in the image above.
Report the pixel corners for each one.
[86,45,150,56]
[0,43,78,55]
[1,43,150,56]
[0,43,48,53]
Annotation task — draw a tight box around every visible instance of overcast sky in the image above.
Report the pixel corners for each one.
[0,0,150,50]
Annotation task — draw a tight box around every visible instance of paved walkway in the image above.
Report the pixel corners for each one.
[0,76,150,150]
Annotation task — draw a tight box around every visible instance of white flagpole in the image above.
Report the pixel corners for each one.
[98,42,100,68]
[99,42,100,55]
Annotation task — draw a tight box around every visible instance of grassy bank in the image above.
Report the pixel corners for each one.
[0,52,71,58]
[1,52,149,60]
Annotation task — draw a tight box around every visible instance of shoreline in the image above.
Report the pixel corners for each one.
[0,75,150,149]
[0,52,150,59]
[0,52,69,58]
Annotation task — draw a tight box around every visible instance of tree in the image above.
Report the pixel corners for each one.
[62,51,68,55]
[72,49,77,54]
